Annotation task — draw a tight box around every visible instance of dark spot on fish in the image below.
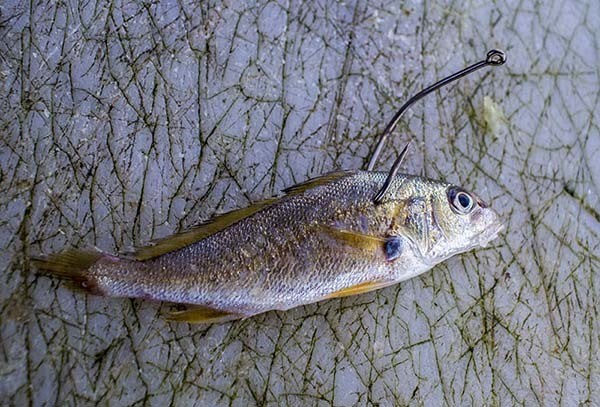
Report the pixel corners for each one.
[384,237,402,261]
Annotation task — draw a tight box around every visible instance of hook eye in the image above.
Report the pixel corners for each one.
[486,49,506,65]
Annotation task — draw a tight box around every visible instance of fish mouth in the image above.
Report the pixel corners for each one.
[422,220,504,267]
[421,209,505,267]
[478,219,505,248]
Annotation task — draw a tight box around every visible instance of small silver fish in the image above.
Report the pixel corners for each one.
[34,171,503,323]
[34,49,506,323]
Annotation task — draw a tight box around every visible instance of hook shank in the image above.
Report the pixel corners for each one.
[366,49,506,172]
[369,49,506,204]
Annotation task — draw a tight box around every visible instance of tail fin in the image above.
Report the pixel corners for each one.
[32,249,106,294]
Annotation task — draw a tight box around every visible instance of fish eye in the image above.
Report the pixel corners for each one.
[447,187,475,214]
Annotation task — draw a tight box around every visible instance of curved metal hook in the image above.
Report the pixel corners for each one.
[367,49,507,173]
[486,49,506,65]
[370,49,506,204]
[372,142,410,205]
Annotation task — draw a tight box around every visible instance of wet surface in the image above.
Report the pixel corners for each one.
[1,0,599,405]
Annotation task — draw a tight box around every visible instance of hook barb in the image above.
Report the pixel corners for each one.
[373,142,411,205]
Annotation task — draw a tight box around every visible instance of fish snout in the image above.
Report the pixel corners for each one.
[478,207,504,247]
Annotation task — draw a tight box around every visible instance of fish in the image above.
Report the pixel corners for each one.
[33,170,503,323]
[33,49,507,323]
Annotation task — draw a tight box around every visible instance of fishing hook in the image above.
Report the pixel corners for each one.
[371,49,506,205]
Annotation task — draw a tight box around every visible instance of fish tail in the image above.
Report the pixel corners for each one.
[32,249,110,295]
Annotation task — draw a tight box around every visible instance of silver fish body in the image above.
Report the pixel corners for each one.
[52,170,503,320]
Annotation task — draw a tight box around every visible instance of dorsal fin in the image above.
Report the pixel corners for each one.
[131,171,353,261]
[131,199,276,260]
[283,171,353,195]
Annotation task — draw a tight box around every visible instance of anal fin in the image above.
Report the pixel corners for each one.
[166,305,242,324]
[325,280,394,299]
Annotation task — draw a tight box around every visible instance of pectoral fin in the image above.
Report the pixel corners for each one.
[166,305,243,324]
[319,226,405,263]
[325,280,394,299]
[319,226,386,252]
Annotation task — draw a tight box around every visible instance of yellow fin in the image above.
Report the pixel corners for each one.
[283,171,353,195]
[132,172,351,260]
[133,172,352,260]
[320,226,386,252]
[325,280,393,299]
[166,305,242,324]
[132,199,276,260]
[31,249,107,295]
